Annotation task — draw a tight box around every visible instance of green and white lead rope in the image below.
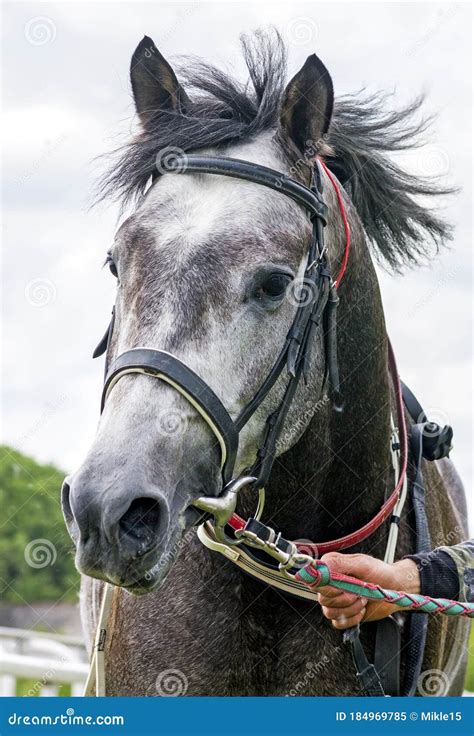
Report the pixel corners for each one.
[295,560,474,618]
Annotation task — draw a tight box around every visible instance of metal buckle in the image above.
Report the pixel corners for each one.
[236,519,315,575]
[236,525,293,563]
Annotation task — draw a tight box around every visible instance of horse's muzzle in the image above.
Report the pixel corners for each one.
[61,475,171,587]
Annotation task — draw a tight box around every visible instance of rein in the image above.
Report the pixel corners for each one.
[319,160,351,288]
[84,155,471,698]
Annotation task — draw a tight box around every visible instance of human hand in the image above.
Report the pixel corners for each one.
[317,552,420,629]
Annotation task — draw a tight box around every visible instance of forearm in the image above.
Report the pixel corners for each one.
[318,543,473,629]
[404,550,459,600]
[406,541,474,603]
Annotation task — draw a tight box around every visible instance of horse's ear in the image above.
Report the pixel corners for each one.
[130,36,189,129]
[278,54,333,158]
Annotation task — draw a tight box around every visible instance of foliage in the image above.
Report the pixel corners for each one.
[466,624,474,692]
[0,445,79,603]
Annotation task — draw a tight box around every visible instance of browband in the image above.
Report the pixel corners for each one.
[102,349,238,484]
[161,155,328,224]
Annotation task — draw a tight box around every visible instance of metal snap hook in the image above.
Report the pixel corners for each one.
[279,552,315,580]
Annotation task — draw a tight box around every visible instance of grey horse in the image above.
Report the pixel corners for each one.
[62,31,469,695]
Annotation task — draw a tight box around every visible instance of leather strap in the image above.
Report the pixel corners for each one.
[95,158,401,557]
[162,155,328,224]
[93,307,116,380]
[102,349,238,484]
[402,424,431,695]
[401,381,427,424]
[343,625,386,696]
[93,155,347,499]
[197,522,321,602]
[374,616,402,696]
[93,321,111,360]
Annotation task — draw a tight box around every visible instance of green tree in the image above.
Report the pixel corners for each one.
[0,446,79,603]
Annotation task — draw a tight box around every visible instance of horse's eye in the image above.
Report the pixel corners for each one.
[105,254,118,278]
[259,272,291,299]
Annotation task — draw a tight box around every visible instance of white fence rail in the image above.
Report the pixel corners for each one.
[0,626,88,696]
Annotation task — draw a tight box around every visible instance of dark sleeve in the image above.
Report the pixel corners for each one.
[403,550,460,601]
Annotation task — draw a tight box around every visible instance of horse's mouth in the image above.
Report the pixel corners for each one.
[89,551,176,596]
[90,506,208,594]
[122,506,208,595]
[122,565,168,596]
[63,474,214,594]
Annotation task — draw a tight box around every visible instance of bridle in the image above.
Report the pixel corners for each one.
[81,154,471,699]
[94,152,407,557]
[86,153,412,697]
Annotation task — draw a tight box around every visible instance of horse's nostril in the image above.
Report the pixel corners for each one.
[118,497,163,553]
[61,479,74,524]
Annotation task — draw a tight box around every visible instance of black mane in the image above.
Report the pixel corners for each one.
[98,29,453,269]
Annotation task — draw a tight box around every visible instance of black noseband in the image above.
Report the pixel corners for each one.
[102,349,238,485]
[94,154,341,493]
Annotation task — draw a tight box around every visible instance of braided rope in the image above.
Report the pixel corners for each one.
[295,560,474,618]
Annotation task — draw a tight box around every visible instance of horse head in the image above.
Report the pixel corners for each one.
[62,35,341,593]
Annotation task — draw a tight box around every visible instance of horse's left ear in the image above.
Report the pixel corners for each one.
[130,35,189,129]
[278,54,334,158]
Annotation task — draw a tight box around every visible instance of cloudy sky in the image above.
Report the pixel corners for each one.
[2,2,472,524]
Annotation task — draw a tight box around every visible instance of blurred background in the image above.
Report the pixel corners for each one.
[1,1,472,695]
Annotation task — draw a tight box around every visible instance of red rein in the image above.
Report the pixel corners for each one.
[319,159,351,288]
[229,163,408,555]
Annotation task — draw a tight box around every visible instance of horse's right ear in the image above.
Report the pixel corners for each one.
[278,54,333,159]
[130,36,189,129]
